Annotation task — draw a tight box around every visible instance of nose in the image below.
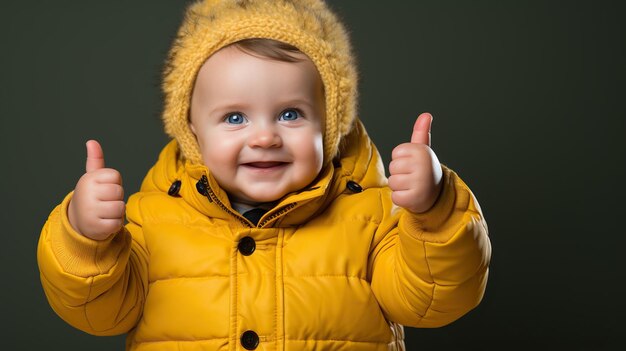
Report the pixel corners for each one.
[247,123,282,148]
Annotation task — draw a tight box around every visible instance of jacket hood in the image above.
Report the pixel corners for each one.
[162,0,358,166]
[141,120,387,226]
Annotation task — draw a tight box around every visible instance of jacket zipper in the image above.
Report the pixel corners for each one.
[199,175,250,227]
[258,202,297,227]
[199,175,298,228]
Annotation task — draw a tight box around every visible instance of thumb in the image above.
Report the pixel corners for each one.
[85,140,105,173]
[410,113,433,146]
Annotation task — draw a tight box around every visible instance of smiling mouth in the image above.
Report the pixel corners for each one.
[242,161,288,169]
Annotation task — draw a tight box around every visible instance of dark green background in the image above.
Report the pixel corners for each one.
[2,1,624,350]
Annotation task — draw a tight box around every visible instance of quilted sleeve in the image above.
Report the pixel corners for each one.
[368,166,491,327]
[37,191,149,335]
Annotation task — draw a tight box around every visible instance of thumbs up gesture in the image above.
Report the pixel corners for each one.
[67,140,125,240]
[388,113,443,213]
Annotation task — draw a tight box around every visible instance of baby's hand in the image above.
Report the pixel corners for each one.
[68,140,125,240]
[388,113,443,214]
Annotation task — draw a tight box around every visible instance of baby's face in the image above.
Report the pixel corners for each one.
[189,45,325,206]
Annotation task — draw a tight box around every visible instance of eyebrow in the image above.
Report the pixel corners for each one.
[207,98,319,116]
[280,98,318,110]
[207,102,251,117]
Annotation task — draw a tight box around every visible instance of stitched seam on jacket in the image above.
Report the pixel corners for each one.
[150,275,230,283]
[286,339,389,344]
[341,215,381,227]
[232,241,239,348]
[275,229,283,350]
[283,275,367,280]
[83,241,102,332]
[81,273,143,333]
[415,241,435,326]
[84,276,95,331]
[133,338,229,344]
[142,219,230,229]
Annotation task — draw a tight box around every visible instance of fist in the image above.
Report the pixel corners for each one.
[68,140,125,240]
[388,113,443,213]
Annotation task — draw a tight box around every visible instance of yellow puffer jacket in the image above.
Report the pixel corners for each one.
[38,121,490,351]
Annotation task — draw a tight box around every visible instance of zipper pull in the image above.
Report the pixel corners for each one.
[196,175,212,202]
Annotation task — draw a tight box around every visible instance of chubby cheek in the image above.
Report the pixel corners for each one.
[311,134,324,172]
[199,134,241,177]
[292,132,324,181]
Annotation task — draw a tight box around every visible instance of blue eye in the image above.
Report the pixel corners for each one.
[225,113,246,124]
[279,109,301,121]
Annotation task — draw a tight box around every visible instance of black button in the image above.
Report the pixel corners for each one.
[240,330,259,350]
[196,177,208,195]
[346,180,363,193]
[238,236,256,256]
[168,180,181,196]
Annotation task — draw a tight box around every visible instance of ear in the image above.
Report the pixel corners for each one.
[189,122,197,135]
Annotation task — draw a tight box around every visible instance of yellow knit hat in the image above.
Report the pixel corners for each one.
[162,0,358,165]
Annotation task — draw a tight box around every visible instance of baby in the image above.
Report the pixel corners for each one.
[38,1,491,350]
